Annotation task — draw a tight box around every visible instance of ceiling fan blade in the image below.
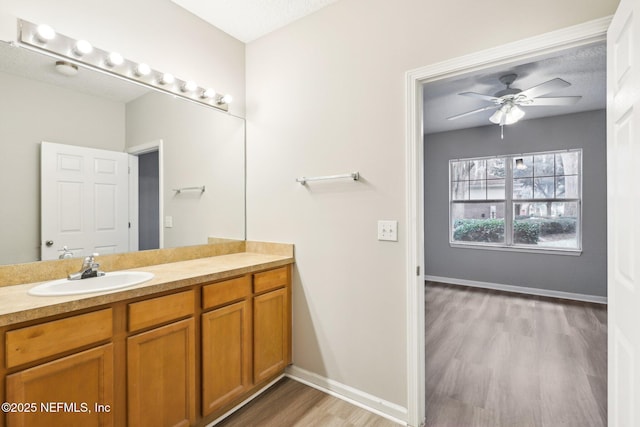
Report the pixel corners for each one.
[447,105,499,120]
[519,78,571,99]
[528,96,582,106]
[458,92,500,102]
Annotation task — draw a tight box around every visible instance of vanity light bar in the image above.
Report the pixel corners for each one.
[17,19,233,111]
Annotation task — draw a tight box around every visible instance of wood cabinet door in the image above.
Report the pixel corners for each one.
[253,287,290,383]
[127,318,196,427]
[6,344,114,427]
[201,300,252,416]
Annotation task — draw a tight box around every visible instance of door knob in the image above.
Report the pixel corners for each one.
[45,240,54,247]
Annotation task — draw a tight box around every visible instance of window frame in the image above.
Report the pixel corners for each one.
[448,149,582,255]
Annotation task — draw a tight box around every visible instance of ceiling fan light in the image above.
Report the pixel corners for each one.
[489,109,504,124]
[508,105,525,123]
[503,115,518,125]
[491,104,525,125]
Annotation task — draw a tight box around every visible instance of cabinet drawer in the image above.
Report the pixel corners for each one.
[253,267,289,294]
[128,290,194,332]
[202,276,251,310]
[6,309,113,368]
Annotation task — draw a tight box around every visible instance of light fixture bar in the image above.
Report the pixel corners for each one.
[16,19,231,112]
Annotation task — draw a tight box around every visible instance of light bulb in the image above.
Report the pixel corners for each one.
[201,88,216,99]
[160,73,175,85]
[106,52,124,67]
[220,94,233,104]
[135,63,151,77]
[73,40,93,56]
[181,80,197,92]
[35,24,56,43]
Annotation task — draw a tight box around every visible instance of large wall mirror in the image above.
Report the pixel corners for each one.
[0,41,245,266]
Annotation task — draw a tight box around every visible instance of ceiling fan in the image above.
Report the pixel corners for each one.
[447,73,582,127]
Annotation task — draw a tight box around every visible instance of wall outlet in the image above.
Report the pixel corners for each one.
[377,220,398,241]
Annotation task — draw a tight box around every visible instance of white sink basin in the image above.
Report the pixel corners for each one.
[29,271,154,296]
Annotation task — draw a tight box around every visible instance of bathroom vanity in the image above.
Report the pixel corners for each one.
[0,243,293,427]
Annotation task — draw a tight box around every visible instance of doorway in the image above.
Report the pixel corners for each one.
[422,43,606,297]
[137,150,160,250]
[404,17,611,427]
[128,140,164,251]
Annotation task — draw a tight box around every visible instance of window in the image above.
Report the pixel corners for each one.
[450,149,581,253]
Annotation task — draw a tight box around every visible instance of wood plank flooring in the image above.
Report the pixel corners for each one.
[214,282,606,426]
[425,281,607,427]
[214,378,400,426]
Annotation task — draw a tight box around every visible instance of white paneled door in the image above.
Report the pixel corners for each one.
[608,0,640,425]
[41,142,130,260]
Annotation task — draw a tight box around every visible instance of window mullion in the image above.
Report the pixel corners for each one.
[505,157,513,246]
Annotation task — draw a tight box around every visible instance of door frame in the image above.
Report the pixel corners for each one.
[128,139,164,250]
[404,17,611,426]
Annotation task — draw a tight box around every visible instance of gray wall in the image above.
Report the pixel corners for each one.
[424,109,607,297]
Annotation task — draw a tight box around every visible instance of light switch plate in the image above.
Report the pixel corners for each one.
[377,220,398,241]
[164,216,173,228]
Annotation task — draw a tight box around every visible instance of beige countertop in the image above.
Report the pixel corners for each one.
[0,251,294,328]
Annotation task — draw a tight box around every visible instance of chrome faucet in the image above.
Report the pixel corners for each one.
[59,246,74,259]
[68,253,105,280]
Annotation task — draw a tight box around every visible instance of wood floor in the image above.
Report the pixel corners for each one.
[215,282,607,426]
[215,378,400,426]
[425,281,607,427]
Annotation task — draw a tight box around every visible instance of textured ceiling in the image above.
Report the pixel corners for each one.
[171,0,341,42]
[424,42,606,135]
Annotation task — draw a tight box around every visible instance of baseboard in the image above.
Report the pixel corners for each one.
[206,374,285,426]
[425,275,607,304]
[285,365,408,425]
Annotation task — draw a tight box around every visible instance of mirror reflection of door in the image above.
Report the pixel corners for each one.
[40,141,162,260]
[40,141,130,260]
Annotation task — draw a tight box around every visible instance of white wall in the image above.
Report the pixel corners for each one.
[126,91,246,246]
[245,0,619,415]
[0,71,124,264]
[0,0,246,116]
